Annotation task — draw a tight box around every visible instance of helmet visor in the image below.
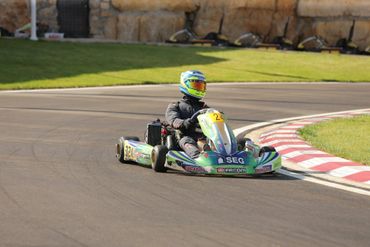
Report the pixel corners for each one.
[188,80,206,92]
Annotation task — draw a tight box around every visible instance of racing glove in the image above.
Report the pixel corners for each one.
[182,118,196,130]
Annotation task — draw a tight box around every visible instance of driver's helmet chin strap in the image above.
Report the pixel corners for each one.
[184,95,200,102]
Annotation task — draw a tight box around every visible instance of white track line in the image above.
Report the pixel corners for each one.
[278,169,370,196]
[0,82,363,94]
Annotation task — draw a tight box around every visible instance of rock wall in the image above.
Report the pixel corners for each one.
[1,0,370,48]
[111,0,192,42]
[297,0,370,49]
[0,0,29,33]
[298,0,370,17]
[221,0,298,42]
[90,0,119,39]
[37,0,58,32]
[108,0,370,48]
[108,0,300,43]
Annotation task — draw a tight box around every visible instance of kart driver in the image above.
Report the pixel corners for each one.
[165,70,208,159]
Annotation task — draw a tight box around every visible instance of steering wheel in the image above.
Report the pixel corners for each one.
[189,109,209,134]
[190,109,208,122]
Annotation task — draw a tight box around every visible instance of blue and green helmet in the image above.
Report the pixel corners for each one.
[179,70,207,99]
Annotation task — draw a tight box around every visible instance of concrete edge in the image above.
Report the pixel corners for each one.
[1,82,369,94]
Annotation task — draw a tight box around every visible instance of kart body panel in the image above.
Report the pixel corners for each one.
[122,140,153,166]
[166,150,281,175]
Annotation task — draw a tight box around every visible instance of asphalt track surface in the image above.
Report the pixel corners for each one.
[1,83,370,247]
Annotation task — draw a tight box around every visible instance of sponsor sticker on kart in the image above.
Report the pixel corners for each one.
[136,152,150,160]
[217,156,244,165]
[184,166,206,173]
[217,168,246,173]
[255,165,272,174]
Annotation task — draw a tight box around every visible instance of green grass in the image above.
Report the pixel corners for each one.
[1,38,370,90]
[299,115,370,165]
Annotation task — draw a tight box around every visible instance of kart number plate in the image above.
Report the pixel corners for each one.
[124,143,135,161]
[209,113,224,123]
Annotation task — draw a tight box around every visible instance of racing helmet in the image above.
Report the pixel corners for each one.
[179,70,207,99]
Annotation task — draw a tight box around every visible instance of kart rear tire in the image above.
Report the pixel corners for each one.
[116,136,140,163]
[151,145,168,173]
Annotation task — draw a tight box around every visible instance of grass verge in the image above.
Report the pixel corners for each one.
[1,39,370,90]
[299,115,370,165]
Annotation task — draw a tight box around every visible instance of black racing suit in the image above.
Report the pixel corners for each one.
[165,95,208,158]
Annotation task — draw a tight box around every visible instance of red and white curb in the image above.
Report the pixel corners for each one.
[259,109,370,185]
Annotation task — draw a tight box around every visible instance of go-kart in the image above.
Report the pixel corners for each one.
[116,108,281,175]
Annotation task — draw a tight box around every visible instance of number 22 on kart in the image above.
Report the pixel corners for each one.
[209,113,224,123]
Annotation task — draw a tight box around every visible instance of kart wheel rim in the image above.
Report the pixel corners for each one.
[116,144,120,157]
[151,150,156,165]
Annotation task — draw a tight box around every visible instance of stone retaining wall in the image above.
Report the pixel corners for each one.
[37,0,58,32]
[1,0,369,48]
[0,0,30,33]
[298,0,370,17]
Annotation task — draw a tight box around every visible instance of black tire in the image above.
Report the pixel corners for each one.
[237,137,252,151]
[165,135,176,150]
[259,146,276,156]
[125,136,140,142]
[151,145,168,172]
[116,136,140,163]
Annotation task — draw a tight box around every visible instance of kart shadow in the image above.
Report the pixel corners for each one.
[166,169,298,181]
[122,162,297,181]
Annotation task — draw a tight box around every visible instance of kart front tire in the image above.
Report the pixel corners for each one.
[237,137,252,151]
[259,146,276,156]
[116,136,140,163]
[151,145,168,173]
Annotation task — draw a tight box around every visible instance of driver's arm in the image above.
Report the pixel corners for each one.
[165,103,193,130]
